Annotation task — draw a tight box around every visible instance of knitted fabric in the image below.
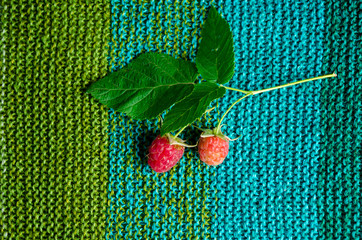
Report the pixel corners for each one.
[1,1,110,239]
[1,0,361,239]
[318,1,361,239]
[106,0,361,239]
[107,2,214,238]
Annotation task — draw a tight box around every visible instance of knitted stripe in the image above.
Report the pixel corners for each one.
[106,0,329,239]
[0,1,110,239]
[318,0,361,239]
[106,1,215,239]
[212,0,324,238]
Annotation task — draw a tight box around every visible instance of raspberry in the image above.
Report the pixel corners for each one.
[198,136,229,166]
[148,135,185,173]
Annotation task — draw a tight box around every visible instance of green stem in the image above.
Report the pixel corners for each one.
[224,73,337,95]
[174,125,187,138]
[192,125,205,131]
[222,86,250,94]
[218,73,336,128]
[217,93,252,129]
[251,73,337,95]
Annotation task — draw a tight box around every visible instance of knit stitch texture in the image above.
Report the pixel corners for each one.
[106,0,361,239]
[1,1,110,239]
[1,0,361,239]
[318,1,361,239]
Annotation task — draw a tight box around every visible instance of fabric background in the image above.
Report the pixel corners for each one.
[1,1,110,239]
[1,0,361,239]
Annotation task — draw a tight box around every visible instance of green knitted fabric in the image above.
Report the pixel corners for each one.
[1,1,110,239]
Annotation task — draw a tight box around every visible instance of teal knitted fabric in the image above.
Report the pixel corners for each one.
[213,1,324,238]
[105,0,359,239]
[318,1,361,239]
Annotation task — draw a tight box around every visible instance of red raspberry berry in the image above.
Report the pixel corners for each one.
[148,135,185,173]
[198,136,229,166]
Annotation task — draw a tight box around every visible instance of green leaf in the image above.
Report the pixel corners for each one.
[87,52,197,120]
[161,82,226,135]
[195,6,235,84]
